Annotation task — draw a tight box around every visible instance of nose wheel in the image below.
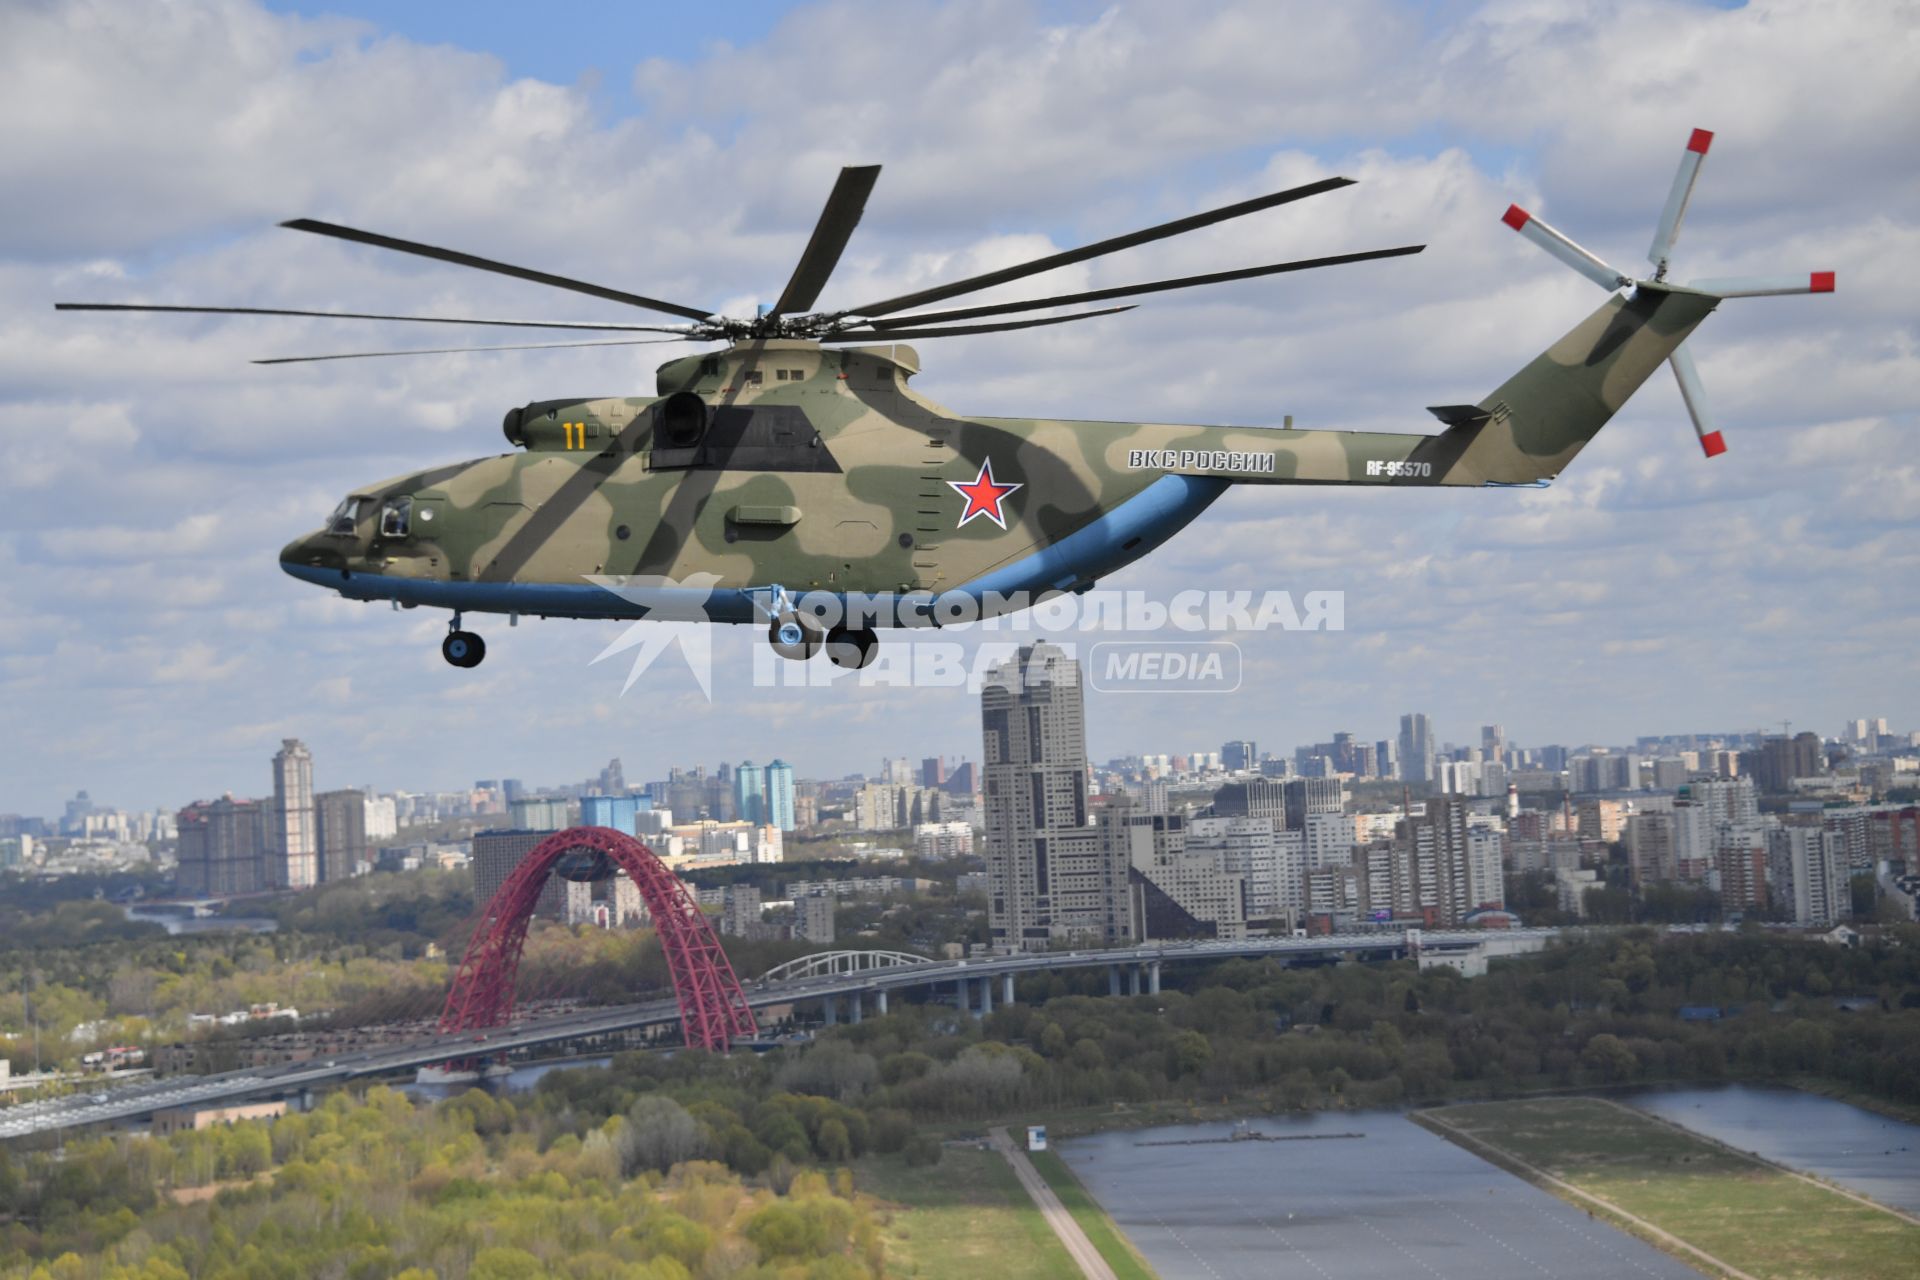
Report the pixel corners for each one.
[442,616,486,668]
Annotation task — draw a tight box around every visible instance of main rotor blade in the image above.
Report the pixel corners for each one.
[833,175,1355,321]
[280,218,716,321]
[823,305,1135,342]
[770,164,881,317]
[861,244,1425,330]
[252,337,692,365]
[55,302,696,334]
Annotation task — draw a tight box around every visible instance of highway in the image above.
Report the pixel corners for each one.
[0,927,1562,1141]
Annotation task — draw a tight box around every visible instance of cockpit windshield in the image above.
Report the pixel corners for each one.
[326,497,360,536]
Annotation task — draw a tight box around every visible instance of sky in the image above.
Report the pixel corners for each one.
[2,0,1916,818]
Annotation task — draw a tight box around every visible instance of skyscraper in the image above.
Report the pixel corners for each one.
[765,760,796,831]
[314,788,368,882]
[1769,824,1848,926]
[1220,740,1258,773]
[734,761,767,825]
[982,642,1123,951]
[271,739,317,890]
[176,798,267,897]
[1398,714,1435,786]
[473,829,588,923]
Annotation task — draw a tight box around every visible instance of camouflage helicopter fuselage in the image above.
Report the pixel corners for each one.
[279,284,1721,630]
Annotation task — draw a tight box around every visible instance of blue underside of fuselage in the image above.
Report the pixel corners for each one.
[281,472,1231,627]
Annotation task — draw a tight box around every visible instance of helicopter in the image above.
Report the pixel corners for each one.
[60,128,1829,671]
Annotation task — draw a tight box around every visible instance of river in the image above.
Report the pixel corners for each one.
[1058,1110,1699,1280]
[401,1056,612,1101]
[122,905,277,935]
[1621,1083,1920,1215]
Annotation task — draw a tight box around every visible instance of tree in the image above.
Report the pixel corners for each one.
[619,1096,706,1175]
[1581,1033,1639,1083]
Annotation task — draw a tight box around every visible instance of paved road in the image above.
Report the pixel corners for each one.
[991,1125,1118,1280]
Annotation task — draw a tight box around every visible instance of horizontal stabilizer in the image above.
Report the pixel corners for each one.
[1426,404,1492,428]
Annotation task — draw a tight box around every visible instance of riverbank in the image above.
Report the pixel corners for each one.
[933,1069,1919,1151]
[1417,1096,1920,1280]
[854,1148,1083,1280]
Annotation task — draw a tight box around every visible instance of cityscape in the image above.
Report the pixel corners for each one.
[7,641,1914,955]
[1,641,1916,1277]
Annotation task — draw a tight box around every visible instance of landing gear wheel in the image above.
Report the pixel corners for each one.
[442,630,486,668]
[767,613,824,661]
[825,625,880,670]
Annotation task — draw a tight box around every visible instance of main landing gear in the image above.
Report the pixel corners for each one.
[764,590,879,669]
[442,614,486,668]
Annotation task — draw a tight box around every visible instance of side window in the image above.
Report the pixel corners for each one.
[744,369,763,387]
[380,496,412,538]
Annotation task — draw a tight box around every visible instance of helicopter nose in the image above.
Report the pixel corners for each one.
[280,533,352,584]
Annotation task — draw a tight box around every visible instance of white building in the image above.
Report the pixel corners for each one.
[914,821,974,858]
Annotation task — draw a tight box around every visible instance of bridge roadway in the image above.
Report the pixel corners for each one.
[0,928,1561,1141]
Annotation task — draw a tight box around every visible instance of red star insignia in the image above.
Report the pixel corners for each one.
[948,458,1023,529]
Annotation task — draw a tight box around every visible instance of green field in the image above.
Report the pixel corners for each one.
[1422,1097,1920,1280]
[854,1147,1082,1280]
[1027,1148,1159,1280]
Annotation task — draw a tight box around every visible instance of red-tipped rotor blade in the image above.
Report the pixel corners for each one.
[1668,342,1725,458]
[1502,204,1632,291]
[1648,127,1713,277]
[1690,272,1836,298]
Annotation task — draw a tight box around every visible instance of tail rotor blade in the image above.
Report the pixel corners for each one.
[1668,342,1726,457]
[1648,128,1713,279]
[1690,272,1836,298]
[1501,205,1632,291]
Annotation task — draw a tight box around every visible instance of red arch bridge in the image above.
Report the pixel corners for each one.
[440,826,758,1053]
[0,925,1570,1139]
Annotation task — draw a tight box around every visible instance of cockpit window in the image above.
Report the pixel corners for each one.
[327,497,360,536]
[380,496,412,538]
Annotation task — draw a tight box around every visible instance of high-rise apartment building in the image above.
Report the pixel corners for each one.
[1220,740,1258,773]
[270,739,317,890]
[796,895,835,944]
[1398,713,1435,786]
[1769,824,1849,927]
[765,760,796,831]
[982,643,1128,951]
[733,762,767,826]
[1625,811,1677,886]
[1481,724,1506,764]
[1383,795,1496,926]
[1211,778,1287,823]
[1186,816,1304,922]
[509,797,571,830]
[1286,778,1347,831]
[472,829,589,922]
[176,798,267,897]
[314,788,368,882]
[581,793,648,835]
[1108,801,1242,940]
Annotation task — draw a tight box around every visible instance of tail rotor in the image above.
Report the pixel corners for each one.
[1502,128,1835,458]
